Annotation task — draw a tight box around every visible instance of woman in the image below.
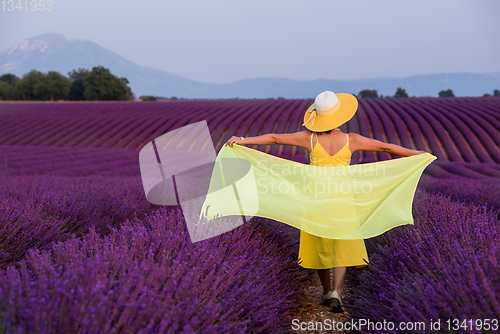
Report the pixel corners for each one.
[225,91,427,313]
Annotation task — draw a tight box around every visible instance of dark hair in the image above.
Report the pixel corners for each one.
[315,129,332,134]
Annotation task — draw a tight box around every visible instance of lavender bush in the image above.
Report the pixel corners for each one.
[419,176,500,213]
[1,97,499,332]
[347,189,500,334]
[0,175,156,269]
[0,207,303,333]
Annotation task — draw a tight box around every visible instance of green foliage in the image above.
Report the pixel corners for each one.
[358,89,378,98]
[13,69,44,100]
[394,87,409,98]
[67,68,89,101]
[12,70,70,101]
[0,73,20,100]
[141,95,157,101]
[83,66,132,101]
[438,89,454,97]
[483,89,499,97]
[2,67,132,101]
[34,71,70,101]
[0,81,10,100]
[0,73,20,86]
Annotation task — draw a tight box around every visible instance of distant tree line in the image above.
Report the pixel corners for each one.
[138,95,181,101]
[483,89,500,97]
[0,66,133,101]
[2,72,499,101]
[354,87,500,99]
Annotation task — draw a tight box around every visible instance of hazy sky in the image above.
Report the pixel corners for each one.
[1,0,499,84]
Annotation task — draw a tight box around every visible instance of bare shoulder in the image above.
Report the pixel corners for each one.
[297,130,313,140]
[289,130,313,145]
[297,130,314,147]
[347,132,366,140]
[273,130,312,149]
[278,130,311,140]
[348,132,377,143]
[347,132,360,145]
[347,132,385,152]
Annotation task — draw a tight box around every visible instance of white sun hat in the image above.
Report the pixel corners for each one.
[302,91,358,132]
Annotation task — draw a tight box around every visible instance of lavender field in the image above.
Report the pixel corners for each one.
[0,97,499,333]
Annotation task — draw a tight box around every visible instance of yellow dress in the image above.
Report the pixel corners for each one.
[298,131,369,269]
[198,136,436,245]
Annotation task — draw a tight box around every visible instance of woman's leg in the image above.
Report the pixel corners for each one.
[317,269,332,294]
[333,267,347,294]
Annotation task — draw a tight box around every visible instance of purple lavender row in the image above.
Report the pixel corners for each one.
[385,98,446,160]
[462,162,500,178]
[374,98,414,149]
[103,102,176,148]
[0,145,141,177]
[347,188,500,333]
[0,207,302,333]
[269,100,302,157]
[362,98,398,161]
[127,103,196,150]
[459,97,500,121]
[1,137,497,182]
[344,102,363,163]
[0,174,156,270]
[1,98,498,162]
[396,98,463,161]
[418,98,495,163]
[209,100,261,151]
[394,98,444,158]
[281,99,311,162]
[420,177,500,213]
[353,100,377,163]
[436,98,500,161]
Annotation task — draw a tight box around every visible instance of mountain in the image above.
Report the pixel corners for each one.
[227,73,500,98]
[1,33,499,98]
[0,33,218,98]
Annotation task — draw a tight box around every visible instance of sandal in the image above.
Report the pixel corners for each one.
[319,291,333,307]
[330,291,345,313]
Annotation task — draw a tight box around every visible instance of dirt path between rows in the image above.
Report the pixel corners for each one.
[286,267,364,334]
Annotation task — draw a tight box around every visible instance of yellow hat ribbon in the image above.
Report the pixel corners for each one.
[302,108,318,127]
[302,100,341,127]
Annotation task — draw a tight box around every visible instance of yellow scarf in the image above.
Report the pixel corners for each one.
[198,144,437,240]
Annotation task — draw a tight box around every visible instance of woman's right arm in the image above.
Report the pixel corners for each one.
[349,133,427,157]
[225,131,310,148]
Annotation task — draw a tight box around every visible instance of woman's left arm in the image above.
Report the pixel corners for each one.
[225,131,310,148]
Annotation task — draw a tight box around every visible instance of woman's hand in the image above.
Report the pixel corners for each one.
[225,136,244,147]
